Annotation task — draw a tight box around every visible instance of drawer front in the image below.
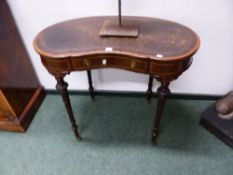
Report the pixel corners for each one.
[114,57,148,73]
[72,57,106,70]
[71,56,148,73]
[149,57,192,79]
[41,57,72,74]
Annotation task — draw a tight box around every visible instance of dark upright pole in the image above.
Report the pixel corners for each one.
[118,0,122,26]
[146,76,154,103]
[87,70,94,99]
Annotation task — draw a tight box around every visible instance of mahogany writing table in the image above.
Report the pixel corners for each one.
[33,16,200,144]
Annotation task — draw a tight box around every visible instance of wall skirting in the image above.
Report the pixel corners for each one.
[46,90,221,101]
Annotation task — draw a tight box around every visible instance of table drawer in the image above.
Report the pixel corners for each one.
[41,57,72,74]
[149,57,192,79]
[72,56,148,73]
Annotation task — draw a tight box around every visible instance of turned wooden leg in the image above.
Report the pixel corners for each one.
[146,76,154,103]
[87,70,94,99]
[55,76,81,141]
[152,81,170,144]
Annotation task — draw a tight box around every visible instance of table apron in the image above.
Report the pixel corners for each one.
[40,56,192,80]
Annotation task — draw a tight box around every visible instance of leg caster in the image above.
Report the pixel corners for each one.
[151,128,158,145]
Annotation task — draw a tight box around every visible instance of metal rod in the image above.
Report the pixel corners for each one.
[118,0,122,26]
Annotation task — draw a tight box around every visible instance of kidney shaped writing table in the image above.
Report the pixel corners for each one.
[33,16,200,144]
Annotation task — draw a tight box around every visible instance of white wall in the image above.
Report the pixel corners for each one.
[7,0,233,95]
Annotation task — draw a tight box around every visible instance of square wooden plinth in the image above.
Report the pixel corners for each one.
[0,86,45,132]
[99,19,139,37]
[200,104,233,149]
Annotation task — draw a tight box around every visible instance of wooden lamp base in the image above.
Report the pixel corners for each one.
[99,19,139,37]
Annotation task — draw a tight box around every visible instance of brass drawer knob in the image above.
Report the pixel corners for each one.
[84,59,90,66]
[130,60,136,68]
